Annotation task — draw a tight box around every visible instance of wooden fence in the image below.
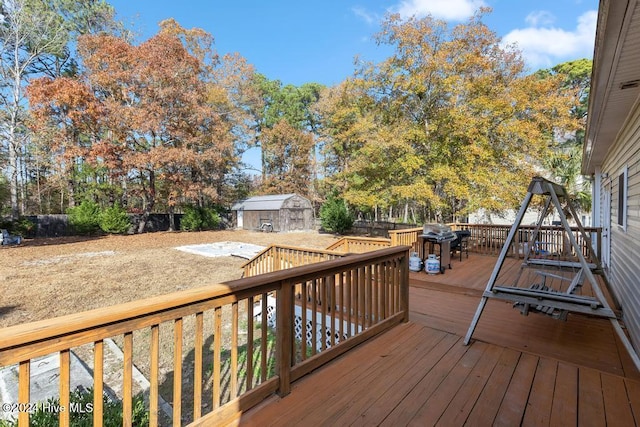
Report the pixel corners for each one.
[0,246,410,427]
[389,224,601,261]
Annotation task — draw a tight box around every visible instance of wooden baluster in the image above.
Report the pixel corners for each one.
[231,302,239,398]
[150,325,160,426]
[173,319,183,426]
[118,332,133,427]
[346,270,352,338]
[246,297,254,390]
[301,281,308,361]
[379,263,386,320]
[94,340,104,427]
[393,260,399,314]
[366,265,373,328]
[213,307,222,408]
[353,267,359,332]
[359,266,366,330]
[338,272,344,343]
[321,277,327,351]
[379,263,385,320]
[260,295,268,382]
[60,349,70,427]
[194,312,203,420]
[311,279,317,355]
[329,274,336,347]
[18,360,29,427]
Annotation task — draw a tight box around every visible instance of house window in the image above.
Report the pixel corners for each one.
[617,166,628,230]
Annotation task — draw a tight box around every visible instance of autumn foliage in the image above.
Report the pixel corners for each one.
[27,21,256,228]
[15,10,586,225]
[316,10,578,222]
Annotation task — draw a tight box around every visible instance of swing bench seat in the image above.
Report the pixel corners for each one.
[486,284,616,319]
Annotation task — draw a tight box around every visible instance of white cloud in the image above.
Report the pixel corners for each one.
[503,10,597,69]
[352,6,377,25]
[393,0,487,21]
[525,11,556,27]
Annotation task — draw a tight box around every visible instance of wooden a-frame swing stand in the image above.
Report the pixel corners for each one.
[464,176,640,372]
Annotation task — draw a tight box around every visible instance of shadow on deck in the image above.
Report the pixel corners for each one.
[240,254,640,426]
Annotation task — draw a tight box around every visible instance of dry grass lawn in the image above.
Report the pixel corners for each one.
[0,230,339,328]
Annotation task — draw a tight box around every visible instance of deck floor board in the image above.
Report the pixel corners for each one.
[240,254,640,426]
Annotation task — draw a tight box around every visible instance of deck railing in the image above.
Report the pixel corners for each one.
[451,223,601,260]
[0,246,410,427]
[325,236,392,254]
[242,244,345,277]
[388,224,601,260]
[389,228,423,257]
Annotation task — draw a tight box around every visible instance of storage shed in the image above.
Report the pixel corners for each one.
[231,194,314,232]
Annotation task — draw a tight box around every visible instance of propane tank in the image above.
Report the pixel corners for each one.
[409,252,423,272]
[425,254,440,275]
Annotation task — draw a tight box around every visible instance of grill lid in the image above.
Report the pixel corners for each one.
[421,223,456,241]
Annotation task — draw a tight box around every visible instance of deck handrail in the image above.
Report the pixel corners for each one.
[241,244,346,277]
[388,224,601,260]
[0,246,410,426]
[326,236,392,253]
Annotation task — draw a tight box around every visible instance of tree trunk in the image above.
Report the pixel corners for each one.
[168,205,175,232]
[8,111,20,219]
[137,170,156,234]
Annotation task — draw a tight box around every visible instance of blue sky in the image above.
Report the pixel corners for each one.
[109,0,598,87]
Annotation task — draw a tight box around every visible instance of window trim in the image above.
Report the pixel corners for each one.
[617,166,628,231]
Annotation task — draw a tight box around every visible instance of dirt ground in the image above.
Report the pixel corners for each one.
[0,230,339,328]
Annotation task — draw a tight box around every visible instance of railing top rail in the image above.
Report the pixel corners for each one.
[1,245,410,355]
[339,236,391,243]
[453,223,601,232]
[388,227,422,235]
[240,244,345,268]
[239,243,277,268]
[271,244,348,254]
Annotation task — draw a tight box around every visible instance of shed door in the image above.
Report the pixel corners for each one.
[288,209,305,230]
[237,210,244,229]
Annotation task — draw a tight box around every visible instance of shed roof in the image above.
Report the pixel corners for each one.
[232,194,303,211]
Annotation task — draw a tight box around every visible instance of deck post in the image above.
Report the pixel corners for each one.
[400,249,410,323]
[276,281,293,396]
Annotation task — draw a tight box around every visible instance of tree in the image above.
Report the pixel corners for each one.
[260,119,314,195]
[540,59,593,217]
[319,196,354,234]
[76,31,229,231]
[27,76,103,208]
[0,0,118,218]
[1,0,66,218]
[253,74,323,198]
[317,10,577,222]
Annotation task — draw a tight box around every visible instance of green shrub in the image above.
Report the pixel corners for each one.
[13,217,36,237]
[0,217,35,238]
[181,205,221,231]
[2,387,148,427]
[99,204,131,234]
[320,197,354,234]
[67,201,101,235]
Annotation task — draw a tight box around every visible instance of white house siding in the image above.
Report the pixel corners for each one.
[599,96,640,350]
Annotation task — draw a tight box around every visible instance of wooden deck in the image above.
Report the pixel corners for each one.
[239,254,640,426]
